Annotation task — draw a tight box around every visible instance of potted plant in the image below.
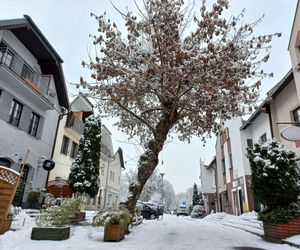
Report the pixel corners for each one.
[247,140,300,242]
[92,207,131,241]
[0,205,21,234]
[32,196,85,240]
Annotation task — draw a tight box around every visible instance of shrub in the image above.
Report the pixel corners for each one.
[247,140,299,209]
[258,203,300,224]
[7,205,21,219]
[247,139,300,223]
[36,196,86,227]
[92,207,132,227]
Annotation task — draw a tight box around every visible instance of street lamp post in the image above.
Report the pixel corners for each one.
[159,172,165,219]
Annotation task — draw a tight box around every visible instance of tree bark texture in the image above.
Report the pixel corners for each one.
[125,110,176,215]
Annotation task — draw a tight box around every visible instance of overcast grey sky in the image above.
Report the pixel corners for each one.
[0,0,297,193]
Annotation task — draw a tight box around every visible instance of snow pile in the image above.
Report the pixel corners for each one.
[204,212,263,235]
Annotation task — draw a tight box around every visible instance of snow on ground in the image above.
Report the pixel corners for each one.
[0,211,298,250]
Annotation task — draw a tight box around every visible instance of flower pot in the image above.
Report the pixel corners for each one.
[103,223,125,242]
[31,226,70,240]
[263,216,300,242]
[0,218,12,234]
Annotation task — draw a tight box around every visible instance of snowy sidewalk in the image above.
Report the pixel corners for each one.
[0,212,298,249]
[203,212,300,249]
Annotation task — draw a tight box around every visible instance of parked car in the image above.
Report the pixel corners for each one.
[190,205,206,218]
[136,201,159,220]
[177,204,189,216]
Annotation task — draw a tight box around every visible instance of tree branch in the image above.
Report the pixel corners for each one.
[108,93,156,135]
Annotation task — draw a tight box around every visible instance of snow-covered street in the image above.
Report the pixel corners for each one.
[0,212,298,250]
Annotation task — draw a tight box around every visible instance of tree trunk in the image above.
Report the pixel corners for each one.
[125,114,175,215]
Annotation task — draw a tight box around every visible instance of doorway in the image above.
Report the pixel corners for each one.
[13,165,29,206]
[238,189,244,214]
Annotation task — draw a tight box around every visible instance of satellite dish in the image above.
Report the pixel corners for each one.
[281,126,300,141]
[42,160,55,171]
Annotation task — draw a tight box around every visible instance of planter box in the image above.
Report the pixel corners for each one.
[124,223,130,235]
[31,226,70,241]
[103,223,125,242]
[263,216,300,241]
[0,218,12,234]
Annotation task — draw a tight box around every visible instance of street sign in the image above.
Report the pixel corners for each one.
[281,126,300,141]
[42,160,55,171]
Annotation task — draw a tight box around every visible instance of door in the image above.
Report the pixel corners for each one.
[238,189,244,214]
[13,165,29,207]
[232,190,238,215]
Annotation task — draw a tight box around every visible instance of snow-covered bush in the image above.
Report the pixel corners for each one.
[36,196,86,227]
[247,140,300,223]
[68,114,102,197]
[92,207,132,227]
[7,205,21,219]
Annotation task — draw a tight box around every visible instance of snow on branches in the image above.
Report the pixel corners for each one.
[80,0,280,145]
[68,114,102,197]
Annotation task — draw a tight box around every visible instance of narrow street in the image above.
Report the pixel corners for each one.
[1,213,297,250]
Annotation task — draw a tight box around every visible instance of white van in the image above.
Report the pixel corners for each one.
[177,204,189,216]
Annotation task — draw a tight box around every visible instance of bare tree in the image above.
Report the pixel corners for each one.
[80,0,280,213]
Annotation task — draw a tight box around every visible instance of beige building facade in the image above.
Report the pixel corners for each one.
[48,94,125,208]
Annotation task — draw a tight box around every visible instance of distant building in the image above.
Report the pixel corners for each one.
[204,70,299,215]
[216,118,255,215]
[0,15,69,208]
[200,158,217,213]
[48,93,93,197]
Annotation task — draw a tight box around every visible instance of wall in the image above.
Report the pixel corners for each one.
[288,2,300,101]
[270,79,300,157]
[0,31,61,207]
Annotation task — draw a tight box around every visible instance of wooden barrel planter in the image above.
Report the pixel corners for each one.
[0,218,12,234]
[31,226,71,240]
[103,223,125,242]
[0,166,20,235]
[263,216,300,242]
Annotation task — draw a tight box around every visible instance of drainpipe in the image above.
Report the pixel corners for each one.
[44,108,68,188]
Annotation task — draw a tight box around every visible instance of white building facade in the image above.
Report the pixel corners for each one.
[0,16,69,208]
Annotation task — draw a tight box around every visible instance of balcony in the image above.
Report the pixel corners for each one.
[0,47,56,105]
[66,113,84,135]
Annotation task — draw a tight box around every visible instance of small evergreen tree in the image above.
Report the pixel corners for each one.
[198,192,205,207]
[68,114,102,197]
[192,183,200,206]
[247,140,299,210]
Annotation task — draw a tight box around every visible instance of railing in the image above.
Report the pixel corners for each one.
[66,113,85,135]
[0,47,56,105]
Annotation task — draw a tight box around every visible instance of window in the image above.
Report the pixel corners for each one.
[229,153,233,169]
[61,136,69,155]
[21,64,35,82]
[109,170,113,181]
[0,89,2,97]
[70,141,78,159]
[222,157,226,174]
[260,133,267,143]
[0,42,14,67]
[247,139,253,149]
[9,99,23,127]
[28,112,40,137]
[293,107,300,125]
